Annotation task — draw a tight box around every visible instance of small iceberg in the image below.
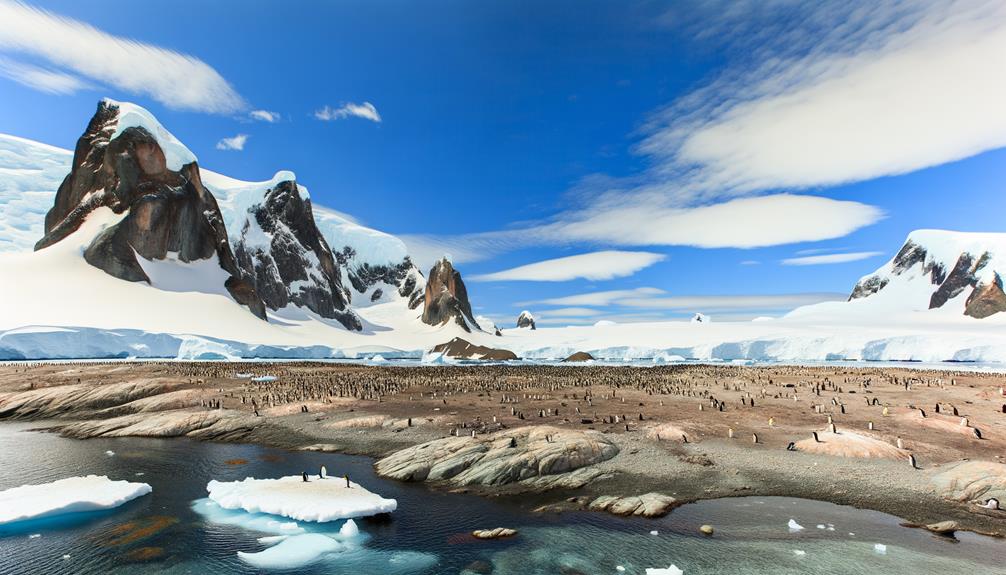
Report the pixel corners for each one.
[251,375,278,382]
[206,475,397,522]
[238,533,342,569]
[874,543,887,555]
[646,566,683,575]
[788,519,804,532]
[0,475,151,526]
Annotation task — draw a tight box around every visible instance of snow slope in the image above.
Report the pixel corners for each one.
[0,134,71,253]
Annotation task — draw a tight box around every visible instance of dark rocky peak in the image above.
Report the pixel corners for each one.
[516,310,536,330]
[430,337,517,360]
[232,179,361,330]
[421,257,480,331]
[337,247,424,310]
[35,100,265,319]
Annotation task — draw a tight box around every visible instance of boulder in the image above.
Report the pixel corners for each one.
[471,527,517,539]
[587,493,678,518]
[562,351,595,362]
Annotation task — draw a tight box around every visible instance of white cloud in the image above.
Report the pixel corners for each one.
[0,0,245,113]
[640,0,1006,196]
[536,307,602,317]
[215,134,248,151]
[618,293,846,311]
[0,56,88,94]
[315,102,382,123]
[781,251,882,266]
[249,109,279,122]
[520,287,666,307]
[470,250,666,282]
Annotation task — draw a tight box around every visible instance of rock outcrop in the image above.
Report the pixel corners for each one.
[421,258,480,331]
[849,231,1006,318]
[374,425,619,487]
[430,338,518,360]
[930,460,1006,504]
[55,409,259,441]
[562,351,595,362]
[232,179,361,330]
[34,100,265,319]
[587,493,678,518]
[516,310,536,330]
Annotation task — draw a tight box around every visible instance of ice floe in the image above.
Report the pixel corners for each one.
[206,475,397,522]
[0,475,151,526]
[238,533,343,569]
[788,519,804,532]
[646,566,683,575]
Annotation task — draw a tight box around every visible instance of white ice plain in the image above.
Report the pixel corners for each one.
[206,475,398,522]
[0,475,151,526]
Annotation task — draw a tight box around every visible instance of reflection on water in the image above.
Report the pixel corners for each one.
[0,422,1004,575]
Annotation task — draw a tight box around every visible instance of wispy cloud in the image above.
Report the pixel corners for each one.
[617,293,847,311]
[781,251,882,266]
[407,2,1005,262]
[641,0,1006,196]
[0,0,246,113]
[315,102,382,123]
[216,134,248,151]
[249,109,279,123]
[519,287,666,307]
[0,56,88,94]
[470,250,666,282]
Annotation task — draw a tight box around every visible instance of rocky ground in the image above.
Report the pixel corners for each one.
[1,361,1004,536]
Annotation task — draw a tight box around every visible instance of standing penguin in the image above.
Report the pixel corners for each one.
[908,453,919,469]
[812,431,820,443]
[320,465,327,479]
[302,471,309,482]
[896,437,904,449]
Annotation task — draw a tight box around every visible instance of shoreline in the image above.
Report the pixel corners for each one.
[2,361,1005,538]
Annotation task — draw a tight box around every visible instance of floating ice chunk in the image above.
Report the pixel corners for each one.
[816,524,825,529]
[251,375,277,382]
[788,519,804,532]
[793,550,806,556]
[28,533,40,539]
[235,372,254,378]
[105,451,115,456]
[257,535,289,546]
[62,555,70,560]
[369,355,386,362]
[238,533,342,569]
[206,476,397,522]
[0,475,151,526]
[645,566,683,575]
[617,567,626,572]
[191,498,306,535]
[339,519,360,538]
[650,530,659,535]
[874,543,887,555]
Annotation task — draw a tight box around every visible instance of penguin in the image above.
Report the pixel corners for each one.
[960,417,968,427]
[983,498,1000,510]
[908,453,919,469]
[728,427,735,439]
[868,421,874,430]
[681,434,688,444]
[935,404,941,414]
[896,437,904,449]
[812,431,820,443]
[952,406,959,416]
[302,471,309,482]
[752,433,759,444]
[972,427,983,440]
[786,442,796,451]
[320,465,327,479]
[828,423,837,433]
[882,406,890,417]
[919,409,927,418]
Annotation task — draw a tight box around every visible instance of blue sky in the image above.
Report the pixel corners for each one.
[1,0,1004,327]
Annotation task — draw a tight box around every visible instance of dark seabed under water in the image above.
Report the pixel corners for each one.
[0,422,1004,575]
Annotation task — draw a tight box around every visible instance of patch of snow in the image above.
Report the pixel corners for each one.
[874,543,887,555]
[0,134,70,253]
[0,475,151,526]
[206,476,397,523]
[104,99,197,171]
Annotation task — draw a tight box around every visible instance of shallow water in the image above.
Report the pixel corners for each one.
[0,423,1004,575]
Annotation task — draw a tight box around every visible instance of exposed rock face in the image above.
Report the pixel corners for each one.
[431,337,518,360]
[55,409,259,441]
[516,310,536,330]
[563,351,595,362]
[34,100,265,319]
[233,179,361,330]
[964,274,1006,319]
[931,460,1006,504]
[374,425,619,487]
[337,248,424,310]
[587,493,678,518]
[848,231,1006,318]
[0,380,181,419]
[421,258,479,331]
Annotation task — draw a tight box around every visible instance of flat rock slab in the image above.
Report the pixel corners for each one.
[375,425,619,487]
[931,460,1006,503]
[588,493,678,518]
[472,527,517,539]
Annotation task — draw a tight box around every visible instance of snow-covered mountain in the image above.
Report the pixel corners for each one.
[516,310,536,330]
[839,231,1006,319]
